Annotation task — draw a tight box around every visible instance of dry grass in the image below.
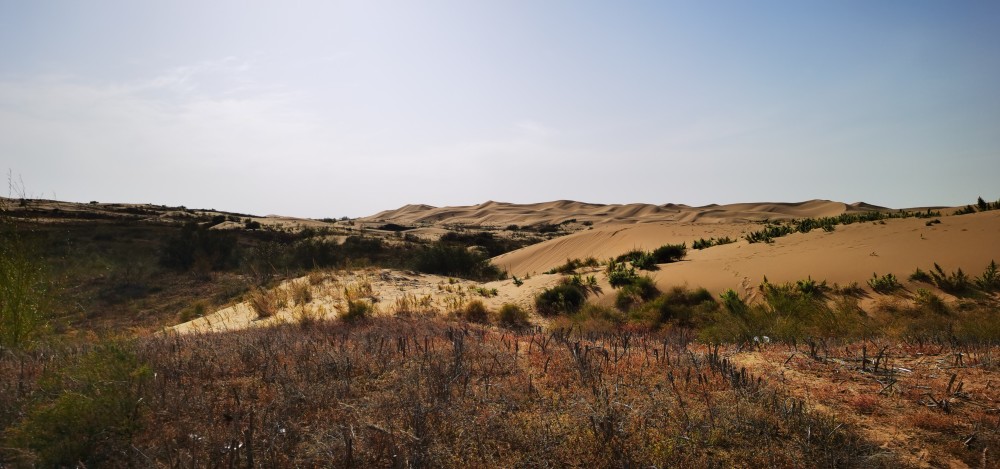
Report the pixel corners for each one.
[247,287,279,319]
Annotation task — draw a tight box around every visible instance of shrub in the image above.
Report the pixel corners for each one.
[651,243,687,263]
[914,289,948,315]
[0,213,50,348]
[615,276,660,311]
[414,242,503,281]
[535,284,587,316]
[795,276,827,296]
[868,273,900,294]
[719,289,747,316]
[651,286,715,325]
[604,259,638,288]
[928,263,970,294]
[291,280,313,305]
[159,222,238,271]
[909,268,932,283]
[975,260,1000,291]
[341,299,373,322]
[9,342,150,467]
[248,287,279,319]
[498,303,530,328]
[462,300,491,323]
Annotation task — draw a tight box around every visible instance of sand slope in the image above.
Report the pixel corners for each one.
[361,199,888,227]
[493,211,1000,300]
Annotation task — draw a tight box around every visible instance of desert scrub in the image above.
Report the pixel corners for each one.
[291,279,313,305]
[247,286,279,318]
[535,283,587,316]
[0,200,51,348]
[461,300,491,324]
[497,303,530,328]
[340,299,374,322]
[928,263,970,294]
[604,259,638,288]
[868,273,900,294]
[8,342,150,467]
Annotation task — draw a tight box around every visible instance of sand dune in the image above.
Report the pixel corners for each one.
[361,199,885,227]
[493,210,1000,302]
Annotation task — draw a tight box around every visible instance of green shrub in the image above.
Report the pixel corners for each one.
[928,263,970,294]
[10,342,151,467]
[868,273,900,294]
[651,243,687,263]
[535,284,587,316]
[0,209,50,348]
[498,303,530,328]
[909,268,932,283]
[341,299,373,322]
[795,276,827,297]
[975,260,1000,291]
[650,286,715,326]
[462,300,491,323]
[614,276,660,311]
[914,289,948,315]
[413,242,503,281]
[604,259,638,288]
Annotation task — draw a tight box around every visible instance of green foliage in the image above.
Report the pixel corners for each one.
[512,276,524,287]
[413,241,503,281]
[546,257,599,274]
[868,273,900,294]
[719,289,747,316]
[976,260,1000,292]
[535,284,587,316]
[0,208,50,349]
[745,224,794,244]
[462,300,491,323]
[909,267,932,283]
[497,303,530,328]
[614,276,660,311]
[9,342,150,467]
[604,259,638,288]
[928,263,970,294]
[914,289,948,315]
[691,237,735,250]
[649,286,715,326]
[159,222,238,271]
[341,299,373,322]
[651,243,687,263]
[795,276,827,297]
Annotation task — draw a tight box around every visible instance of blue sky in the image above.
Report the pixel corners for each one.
[2,1,998,217]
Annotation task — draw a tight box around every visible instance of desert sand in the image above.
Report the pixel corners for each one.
[169,199,999,334]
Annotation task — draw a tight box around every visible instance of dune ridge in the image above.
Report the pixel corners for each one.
[361,199,887,227]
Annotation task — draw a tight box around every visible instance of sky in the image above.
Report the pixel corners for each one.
[1,1,998,218]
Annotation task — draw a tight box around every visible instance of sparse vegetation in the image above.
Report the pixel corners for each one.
[928,263,971,294]
[868,272,900,294]
[691,236,735,250]
[497,303,530,328]
[546,257,599,274]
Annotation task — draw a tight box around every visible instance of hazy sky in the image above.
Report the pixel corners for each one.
[2,1,998,217]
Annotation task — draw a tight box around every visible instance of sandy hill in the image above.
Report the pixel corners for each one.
[493,210,1000,303]
[361,199,886,227]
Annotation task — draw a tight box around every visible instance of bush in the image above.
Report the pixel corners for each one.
[928,263,970,294]
[341,299,373,322]
[159,222,238,271]
[462,300,492,323]
[498,303,530,328]
[248,287,279,319]
[291,280,313,305]
[975,260,1000,291]
[535,284,587,316]
[868,273,900,294]
[651,286,715,326]
[9,342,150,467]
[414,242,503,281]
[909,268,932,283]
[615,276,660,311]
[604,259,638,288]
[651,243,687,263]
[0,214,50,348]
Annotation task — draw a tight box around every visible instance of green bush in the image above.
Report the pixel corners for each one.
[341,300,373,322]
[535,284,587,316]
[868,273,900,294]
[615,276,660,311]
[909,268,932,283]
[650,286,715,326]
[498,303,530,328]
[413,242,503,281]
[0,209,50,348]
[651,243,687,263]
[9,342,151,467]
[604,259,638,288]
[928,263,970,294]
[462,300,492,323]
[975,260,1000,291]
